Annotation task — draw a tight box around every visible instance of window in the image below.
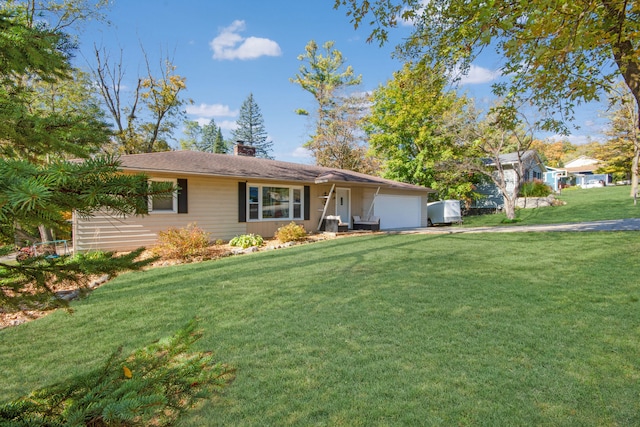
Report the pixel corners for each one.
[149,178,177,213]
[247,184,304,221]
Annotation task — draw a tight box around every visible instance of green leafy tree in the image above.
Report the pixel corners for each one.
[179,120,202,151]
[366,60,476,200]
[291,40,371,170]
[336,0,640,201]
[231,93,272,158]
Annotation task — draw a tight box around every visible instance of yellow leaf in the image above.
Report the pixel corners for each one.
[123,365,132,379]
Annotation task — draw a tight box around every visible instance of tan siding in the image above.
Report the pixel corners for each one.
[75,175,247,252]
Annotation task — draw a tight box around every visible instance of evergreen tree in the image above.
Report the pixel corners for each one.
[231,93,273,159]
[213,126,228,154]
[201,118,228,153]
[0,4,174,311]
[180,119,228,153]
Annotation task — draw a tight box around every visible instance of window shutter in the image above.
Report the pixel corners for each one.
[238,182,247,222]
[304,185,310,220]
[177,179,188,214]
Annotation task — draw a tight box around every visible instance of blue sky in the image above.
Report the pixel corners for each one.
[75,0,608,163]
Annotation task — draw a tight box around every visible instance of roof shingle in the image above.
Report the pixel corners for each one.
[118,151,434,192]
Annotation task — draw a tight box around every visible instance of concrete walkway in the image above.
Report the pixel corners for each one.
[389,218,640,235]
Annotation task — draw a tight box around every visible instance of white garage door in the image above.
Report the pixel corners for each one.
[374,195,422,229]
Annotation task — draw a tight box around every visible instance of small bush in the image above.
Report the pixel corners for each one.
[0,319,234,427]
[229,233,264,249]
[519,180,552,197]
[152,224,211,261]
[275,222,307,243]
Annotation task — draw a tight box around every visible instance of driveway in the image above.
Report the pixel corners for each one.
[390,218,640,235]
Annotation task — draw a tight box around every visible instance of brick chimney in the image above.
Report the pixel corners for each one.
[233,141,256,157]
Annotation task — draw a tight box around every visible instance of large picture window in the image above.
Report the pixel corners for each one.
[247,184,304,221]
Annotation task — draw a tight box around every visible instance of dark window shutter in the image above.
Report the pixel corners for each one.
[304,185,310,220]
[238,182,247,222]
[177,179,188,214]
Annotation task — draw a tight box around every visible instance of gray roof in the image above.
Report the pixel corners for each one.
[498,150,540,165]
[483,150,545,171]
[118,151,434,192]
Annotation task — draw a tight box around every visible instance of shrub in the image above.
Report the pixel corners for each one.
[152,224,211,261]
[229,233,263,249]
[0,319,234,427]
[519,180,552,197]
[275,222,307,243]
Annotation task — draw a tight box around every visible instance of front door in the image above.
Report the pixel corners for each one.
[335,188,351,227]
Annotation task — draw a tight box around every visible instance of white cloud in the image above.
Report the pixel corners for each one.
[193,117,210,127]
[186,103,237,117]
[218,120,238,131]
[291,146,312,159]
[210,20,282,60]
[457,65,501,85]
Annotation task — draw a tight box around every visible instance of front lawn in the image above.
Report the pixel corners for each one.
[1,231,639,425]
[462,185,640,227]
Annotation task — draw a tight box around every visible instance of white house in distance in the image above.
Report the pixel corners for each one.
[543,155,611,191]
[72,146,435,252]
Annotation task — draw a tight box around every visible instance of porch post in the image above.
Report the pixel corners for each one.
[365,187,381,220]
[317,184,336,231]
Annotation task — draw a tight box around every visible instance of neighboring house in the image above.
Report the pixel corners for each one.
[561,156,610,188]
[472,150,547,210]
[543,166,568,192]
[73,146,435,252]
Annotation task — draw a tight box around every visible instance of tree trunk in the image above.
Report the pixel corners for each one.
[603,1,640,204]
[632,134,639,204]
[503,196,517,220]
[38,225,56,255]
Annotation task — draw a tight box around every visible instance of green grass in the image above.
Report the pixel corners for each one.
[462,185,640,227]
[1,231,639,426]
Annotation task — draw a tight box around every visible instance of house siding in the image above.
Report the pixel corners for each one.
[74,174,247,252]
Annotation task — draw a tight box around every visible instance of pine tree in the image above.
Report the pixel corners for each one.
[0,5,175,311]
[0,319,235,426]
[231,93,273,159]
[180,119,228,153]
[200,119,226,153]
[213,126,228,154]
